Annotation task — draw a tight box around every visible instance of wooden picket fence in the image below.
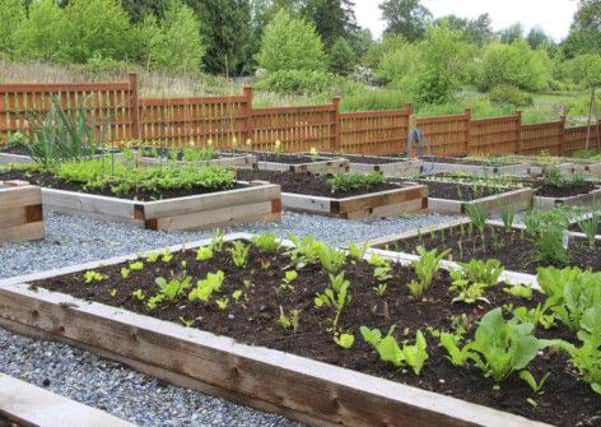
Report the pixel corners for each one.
[1,72,600,157]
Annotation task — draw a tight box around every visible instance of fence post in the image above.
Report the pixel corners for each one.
[464,108,472,156]
[243,86,253,147]
[332,96,341,153]
[559,115,566,156]
[515,110,522,154]
[128,72,140,142]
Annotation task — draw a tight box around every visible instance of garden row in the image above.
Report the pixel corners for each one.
[1,145,601,244]
[1,230,599,427]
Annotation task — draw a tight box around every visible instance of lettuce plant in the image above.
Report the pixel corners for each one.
[360,326,428,375]
[188,271,225,302]
[315,272,351,332]
[407,246,450,298]
[251,233,280,253]
[228,241,250,268]
[318,244,347,274]
[439,308,553,384]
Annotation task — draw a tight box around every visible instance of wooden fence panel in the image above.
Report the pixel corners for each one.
[339,107,411,155]
[519,118,565,156]
[0,75,136,145]
[416,110,470,156]
[563,122,601,154]
[138,94,250,150]
[250,104,336,153]
[469,114,521,155]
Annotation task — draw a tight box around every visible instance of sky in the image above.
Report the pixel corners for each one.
[355,0,579,41]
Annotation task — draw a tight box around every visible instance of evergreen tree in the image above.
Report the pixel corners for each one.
[329,37,356,75]
[302,0,357,47]
[379,0,432,42]
[196,0,252,75]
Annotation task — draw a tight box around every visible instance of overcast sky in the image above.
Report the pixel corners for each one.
[355,0,579,41]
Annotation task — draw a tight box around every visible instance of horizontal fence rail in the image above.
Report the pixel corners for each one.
[1,73,600,157]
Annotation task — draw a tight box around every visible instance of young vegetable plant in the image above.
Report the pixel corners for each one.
[318,244,347,274]
[537,267,601,332]
[83,271,108,284]
[196,246,213,261]
[278,307,301,333]
[228,241,250,268]
[209,229,225,252]
[500,204,516,232]
[286,234,325,269]
[278,270,298,292]
[512,304,556,330]
[188,271,225,302]
[314,272,352,334]
[348,241,367,263]
[439,308,554,385]
[360,326,429,375]
[147,276,193,310]
[250,233,280,253]
[577,213,599,249]
[503,284,534,300]
[407,246,450,298]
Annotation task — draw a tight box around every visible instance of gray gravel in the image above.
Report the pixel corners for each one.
[0,209,457,426]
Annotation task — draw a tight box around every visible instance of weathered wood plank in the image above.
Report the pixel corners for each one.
[0,221,44,242]
[0,186,41,210]
[0,374,135,427]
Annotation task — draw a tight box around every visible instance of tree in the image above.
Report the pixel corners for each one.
[257,9,326,72]
[436,13,493,46]
[302,0,357,47]
[0,0,25,56]
[478,41,552,92]
[14,0,67,62]
[379,0,432,42]
[563,0,601,56]
[62,0,132,63]
[526,27,552,50]
[196,0,252,75]
[146,0,205,73]
[329,37,355,75]
[348,27,373,57]
[499,23,524,44]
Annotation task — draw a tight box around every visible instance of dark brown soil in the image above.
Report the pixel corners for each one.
[384,223,601,274]
[237,169,402,198]
[0,144,30,155]
[401,156,517,167]
[413,179,514,201]
[30,242,601,427]
[254,152,331,164]
[344,155,402,165]
[0,169,242,201]
[535,182,599,198]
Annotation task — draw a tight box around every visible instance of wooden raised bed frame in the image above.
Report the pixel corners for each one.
[0,374,135,427]
[0,234,549,427]
[0,181,44,243]
[132,152,258,169]
[345,155,423,177]
[533,186,601,210]
[422,160,530,177]
[256,155,350,175]
[0,152,33,165]
[41,182,281,231]
[427,187,534,215]
[282,183,428,219]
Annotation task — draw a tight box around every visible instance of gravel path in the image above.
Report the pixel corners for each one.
[0,209,457,426]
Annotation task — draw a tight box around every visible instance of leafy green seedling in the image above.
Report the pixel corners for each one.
[84,271,108,284]
[334,333,355,349]
[196,246,213,261]
[188,271,225,302]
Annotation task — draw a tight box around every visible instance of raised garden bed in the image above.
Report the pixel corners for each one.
[0,180,44,243]
[237,169,428,219]
[128,147,257,169]
[409,179,534,214]
[0,168,281,231]
[252,152,350,175]
[0,374,135,427]
[0,233,598,427]
[409,156,529,177]
[367,218,600,275]
[533,182,601,210]
[343,155,423,176]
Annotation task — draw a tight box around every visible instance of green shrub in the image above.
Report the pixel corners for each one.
[489,85,533,107]
[255,70,340,95]
[340,88,409,112]
[415,66,453,105]
[329,37,356,76]
[256,9,326,73]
